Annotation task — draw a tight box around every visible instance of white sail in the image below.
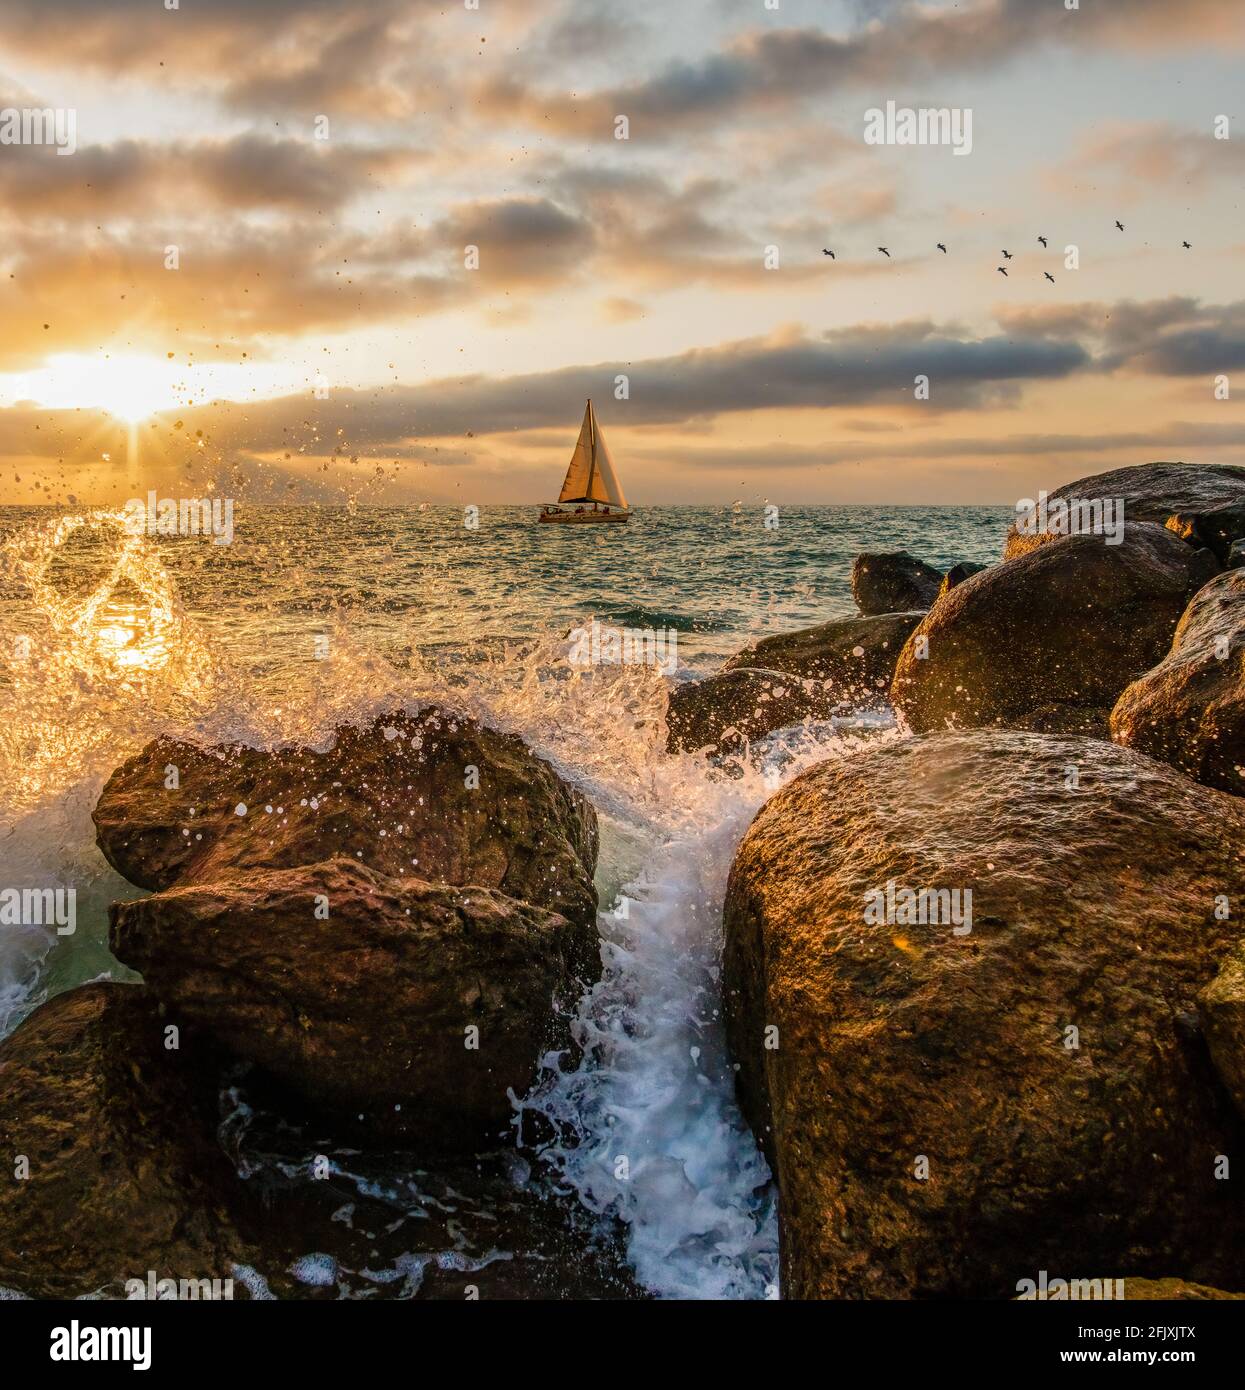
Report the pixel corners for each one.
[558,403,596,502]
[591,418,628,508]
[557,400,627,508]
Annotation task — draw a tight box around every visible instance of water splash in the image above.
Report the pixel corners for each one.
[0,510,218,813]
[393,629,895,1299]
[0,509,903,1298]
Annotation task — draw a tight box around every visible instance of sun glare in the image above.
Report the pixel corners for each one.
[106,377,177,425]
[7,351,188,424]
[0,351,306,428]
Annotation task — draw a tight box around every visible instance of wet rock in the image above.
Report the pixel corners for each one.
[1229,540,1245,570]
[892,524,1213,734]
[937,560,987,598]
[1117,1278,1245,1300]
[214,1094,642,1300]
[92,707,598,932]
[1165,502,1245,565]
[0,983,251,1298]
[1198,942,1245,1121]
[666,612,922,753]
[0,985,638,1300]
[1005,462,1245,560]
[110,858,596,1149]
[723,729,1245,1299]
[1015,1275,1245,1300]
[851,552,943,615]
[1111,569,1245,795]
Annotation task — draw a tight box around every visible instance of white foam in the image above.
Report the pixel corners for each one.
[289,1253,339,1287]
[414,638,890,1298]
[0,511,893,1299]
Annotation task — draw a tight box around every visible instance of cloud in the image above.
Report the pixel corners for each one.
[440,197,595,286]
[1098,298,1245,376]
[72,320,1090,454]
[998,297,1245,377]
[0,135,421,219]
[475,0,1244,140]
[599,296,647,323]
[0,227,462,369]
[1047,120,1245,203]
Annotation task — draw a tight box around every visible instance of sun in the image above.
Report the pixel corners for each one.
[11,351,188,423]
[105,374,177,425]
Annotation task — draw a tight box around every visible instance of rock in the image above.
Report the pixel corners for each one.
[937,560,987,598]
[110,857,597,1148]
[1118,1278,1245,1300]
[1165,502,1245,565]
[852,552,943,615]
[723,729,1245,1299]
[0,985,638,1300]
[93,707,598,932]
[1015,1275,1245,1300]
[892,524,1215,734]
[1111,569,1245,794]
[665,612,922,753]
[1199,942,1245,1120]
[1005,463,1245,560]
[0,983,250,1298]
[1229,540,1245,570]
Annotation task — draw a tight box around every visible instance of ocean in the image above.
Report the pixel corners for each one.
[0,502,1011,1299]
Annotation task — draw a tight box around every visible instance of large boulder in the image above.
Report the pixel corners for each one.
[93,707,598,932]
[892,524,1217,735]
[1005,463,1245,560]
[851,552,943,615]
[1199,942,1245,1121]
[1111,568,1245,795]
[723,729,1245,1299]
[666,612,922,753]
[0,984,637,1299]
[110,857,595,1148]
[0,983,250,1298]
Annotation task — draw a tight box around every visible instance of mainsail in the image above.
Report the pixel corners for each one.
[557,400,628,508]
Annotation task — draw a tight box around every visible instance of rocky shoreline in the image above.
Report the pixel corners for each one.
[4,462,1245,1299]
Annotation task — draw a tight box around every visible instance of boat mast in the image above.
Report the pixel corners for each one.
[586,399,597,504]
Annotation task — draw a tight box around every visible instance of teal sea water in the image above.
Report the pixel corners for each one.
[0,502,1011,1299]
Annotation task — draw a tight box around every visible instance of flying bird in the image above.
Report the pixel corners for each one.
[1038,236,1048,248]
[878,247,891,257]
[1001,249,1013,259]
[997,266,1009,276]
[822,249,835,258]
[1115,220,1125,231]
[1182,240,1192,249]
[936,243,947,253]
[1044,272,1055,283]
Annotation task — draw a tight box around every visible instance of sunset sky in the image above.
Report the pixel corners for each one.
[0,0,1242,506]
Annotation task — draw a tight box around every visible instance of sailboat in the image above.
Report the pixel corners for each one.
[539,399,631,523]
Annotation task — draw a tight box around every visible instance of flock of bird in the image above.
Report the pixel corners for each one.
[821,225,1193,284]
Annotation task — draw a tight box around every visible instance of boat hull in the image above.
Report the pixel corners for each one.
[538,510,630,524]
